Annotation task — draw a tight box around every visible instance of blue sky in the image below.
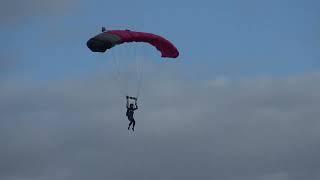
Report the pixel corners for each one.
[1,0,320,81]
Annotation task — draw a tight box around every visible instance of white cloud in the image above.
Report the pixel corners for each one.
[0,0,77,24]
[0,72,320,180]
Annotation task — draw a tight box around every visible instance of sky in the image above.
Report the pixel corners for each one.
[1,0,320,80]
[1,0,320,180]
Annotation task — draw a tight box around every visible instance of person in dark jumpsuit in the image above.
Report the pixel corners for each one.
[126,96,138,131]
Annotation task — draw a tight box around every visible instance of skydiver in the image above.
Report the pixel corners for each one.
[126,96,138,131]
[102,27,106,32]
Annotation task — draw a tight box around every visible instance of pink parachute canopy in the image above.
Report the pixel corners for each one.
[87,29,179,58]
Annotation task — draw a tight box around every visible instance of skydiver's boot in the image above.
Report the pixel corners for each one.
[132,127,134,131]
[128,126,130,130]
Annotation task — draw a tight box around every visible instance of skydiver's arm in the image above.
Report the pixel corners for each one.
[134,100,138,110]
[126,96,129,108]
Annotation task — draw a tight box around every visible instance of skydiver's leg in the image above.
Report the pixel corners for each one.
[128,122,132,130]
[132,119,135,131]
[128,119,133,130]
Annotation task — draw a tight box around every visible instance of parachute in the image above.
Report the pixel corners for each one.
[87,29,179,98]
[87,30,179,58]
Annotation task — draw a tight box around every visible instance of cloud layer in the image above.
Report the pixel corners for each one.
[1,71,320,180]
[0,0,76,24]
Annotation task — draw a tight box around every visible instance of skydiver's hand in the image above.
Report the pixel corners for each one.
[126,96,129,99]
